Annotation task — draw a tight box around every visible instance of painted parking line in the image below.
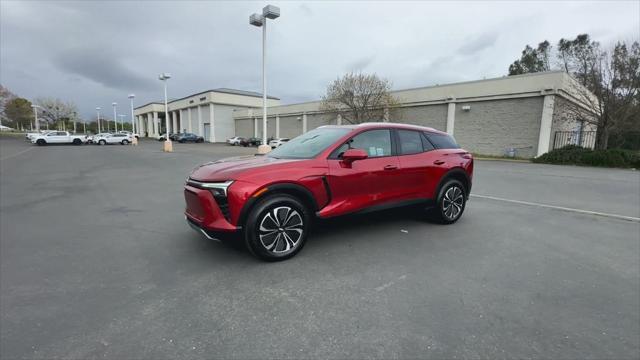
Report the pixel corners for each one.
[0,147,34,161]
[471,194,640,223]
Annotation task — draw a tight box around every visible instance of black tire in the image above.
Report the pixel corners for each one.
[36,139,46,146]
[72,138,82,145]
[179,140,185,143]
[244,194,311,261]
[429,179,467,224]
[121,139,129,145]
[99,140,106,145]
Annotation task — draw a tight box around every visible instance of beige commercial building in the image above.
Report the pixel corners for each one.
[133,88,280,143]
[234,71,595,158]
[135,71,594,157]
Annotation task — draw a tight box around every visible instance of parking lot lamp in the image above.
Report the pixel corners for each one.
[128,94,136,134]
[31,105,40,131]
[96,107,101,133]
[119,114,125,131]
[112,102,118,132]
[250,4,280,154]
[158,73,172,152]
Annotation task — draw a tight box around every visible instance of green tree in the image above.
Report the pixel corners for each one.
[508,41,551,75]
[4,98,33,130]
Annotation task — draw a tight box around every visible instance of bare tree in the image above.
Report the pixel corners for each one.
[0,85,17,125]
[561,40,639,149]
[34,98,78,129]
[321,72,398,124]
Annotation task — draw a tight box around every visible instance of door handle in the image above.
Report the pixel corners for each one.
[433,160,445,165]
[384,165,398,170]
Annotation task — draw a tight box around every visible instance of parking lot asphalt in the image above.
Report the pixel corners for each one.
[1,137,639,359]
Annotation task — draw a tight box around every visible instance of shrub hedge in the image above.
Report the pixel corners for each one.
[533,145,640,168]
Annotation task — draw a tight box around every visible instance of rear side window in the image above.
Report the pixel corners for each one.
[425,133,460,149]
[397,130,424,155]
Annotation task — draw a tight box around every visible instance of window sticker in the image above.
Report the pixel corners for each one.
[369,147,376,156]
[377,148,384,156]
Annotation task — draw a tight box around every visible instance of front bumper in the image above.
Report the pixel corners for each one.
[184,184,238,233]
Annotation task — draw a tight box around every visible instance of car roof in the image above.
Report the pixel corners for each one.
[318,122,448,135]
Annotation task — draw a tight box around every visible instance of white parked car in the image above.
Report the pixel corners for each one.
[95,133,132,145]
[87,133,112,144]
[26,130,51,141]
[269,138,290,148]
[31,131,87,145]
[227,136,243,146]
[118,130,139,139]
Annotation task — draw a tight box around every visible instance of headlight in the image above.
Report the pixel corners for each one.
[186,179,234,196]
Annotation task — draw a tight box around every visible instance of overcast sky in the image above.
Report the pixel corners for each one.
[1,0,638,120]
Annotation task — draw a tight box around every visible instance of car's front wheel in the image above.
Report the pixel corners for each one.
[99,140,106,145]
[430,179,467,224]
[36,139,46,146]
[244,194,310,261]
[121,139,129,145]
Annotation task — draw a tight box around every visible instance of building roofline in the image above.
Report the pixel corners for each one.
[393,70,566,94]
[134,88,279,110]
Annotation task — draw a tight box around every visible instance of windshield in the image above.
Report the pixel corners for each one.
[267,127,351,159]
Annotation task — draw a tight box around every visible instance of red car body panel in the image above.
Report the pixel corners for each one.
[184,123,473,235]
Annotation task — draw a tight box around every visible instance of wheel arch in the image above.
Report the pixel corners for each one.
[237,182,319,228]
[436,168,471,199]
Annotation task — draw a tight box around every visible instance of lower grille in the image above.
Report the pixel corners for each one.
[213,194,231,221]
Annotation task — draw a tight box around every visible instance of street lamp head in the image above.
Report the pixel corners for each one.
[31,104,39,109]
[112,102,117,106]
[96,107,101,111]
[128,94,135,99]
[262,5,280,19]
[250,13,264,27]
[159,73,171,81]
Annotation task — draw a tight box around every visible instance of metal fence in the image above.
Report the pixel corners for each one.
[553,131,596,150]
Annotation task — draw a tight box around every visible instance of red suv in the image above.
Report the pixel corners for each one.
[184,123,473,261]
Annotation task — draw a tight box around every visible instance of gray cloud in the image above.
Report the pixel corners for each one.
[345,55,376,72]
[458,32,500,55]
[52,47,156,91]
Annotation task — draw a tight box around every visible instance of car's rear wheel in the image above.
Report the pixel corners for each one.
[36,139,46,146]
[429,179,467,224]
[72,138,82,145]
[244,194,310,261]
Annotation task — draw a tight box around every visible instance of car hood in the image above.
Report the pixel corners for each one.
[189,155,303,182]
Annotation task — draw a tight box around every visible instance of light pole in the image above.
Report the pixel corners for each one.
[31,105,40,131]
[72,111,77,133]
[158,73,172,152]
[128,94,136,134]
[119,114,125,131]
[96,107,101,133]
[250,4,280,154]
[112,102,118,132]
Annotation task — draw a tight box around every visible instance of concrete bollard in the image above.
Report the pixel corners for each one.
[163,140,173,152]
[257,144,271,154]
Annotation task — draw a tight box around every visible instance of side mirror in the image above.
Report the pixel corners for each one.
[342,148,368,164]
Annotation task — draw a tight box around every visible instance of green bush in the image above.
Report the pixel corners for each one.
[533,145,640,168]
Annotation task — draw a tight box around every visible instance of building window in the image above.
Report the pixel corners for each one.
[200,97,206,101]
[189,100,194,104]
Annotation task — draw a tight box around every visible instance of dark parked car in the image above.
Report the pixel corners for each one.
[177,133,204,143]
[158,133,179,141]
[184,123,473,261]
[240,137,262,147]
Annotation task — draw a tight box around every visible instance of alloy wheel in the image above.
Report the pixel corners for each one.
[442,185,464,221]
[258,206,304,254]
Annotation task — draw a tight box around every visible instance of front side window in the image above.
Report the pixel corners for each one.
[333,129,392,158]
[397,130,424,155]
[425,133,460,149]
[268,127,351,159]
